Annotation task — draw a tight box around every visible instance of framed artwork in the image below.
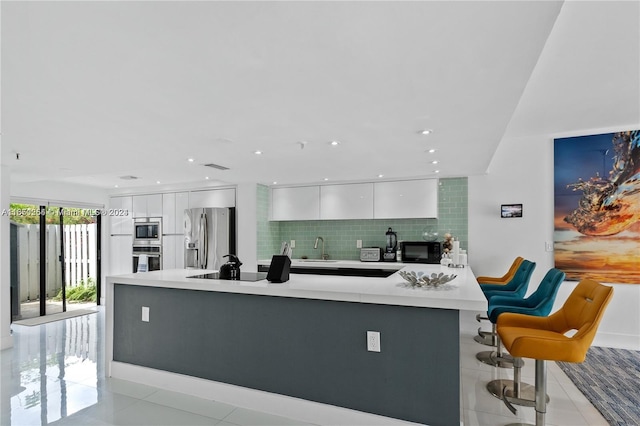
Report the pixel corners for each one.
[554,130,640,283]
[501,204,523,218]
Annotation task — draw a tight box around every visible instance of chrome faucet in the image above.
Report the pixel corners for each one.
[314,236,328,260]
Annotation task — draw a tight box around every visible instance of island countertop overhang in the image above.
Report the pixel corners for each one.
[106,265,487,311]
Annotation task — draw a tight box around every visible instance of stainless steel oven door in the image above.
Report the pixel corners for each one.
[132,245,162,273]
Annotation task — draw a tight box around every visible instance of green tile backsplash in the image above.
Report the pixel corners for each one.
[257,178,468,261]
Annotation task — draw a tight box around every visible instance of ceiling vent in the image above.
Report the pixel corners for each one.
[203,163,230,171]
[119,175,140,180]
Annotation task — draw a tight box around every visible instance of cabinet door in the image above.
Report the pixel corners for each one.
[271,186,320,221]
[374,179,438,219]
[320,183,374,219]
[175,192,189,236]
[132,195,147,219]
[133,194,163,218]
[146,194,163,217]
[162,193,176,234]
[189,188,236,209]
[109,196,133,235]
[162,235,177,270]
[109,235,133,275]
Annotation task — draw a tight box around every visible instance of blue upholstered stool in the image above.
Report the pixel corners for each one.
[474,260,536,346]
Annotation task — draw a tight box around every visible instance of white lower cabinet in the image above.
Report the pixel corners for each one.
[162,235,184,270]
[110,235,133,276]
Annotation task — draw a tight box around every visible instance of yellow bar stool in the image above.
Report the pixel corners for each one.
[496,279,614,426]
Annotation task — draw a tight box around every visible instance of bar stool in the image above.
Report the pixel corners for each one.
[474,257,525,346]
[476,257,524,285]
[496,279,613,426]
[480,268,565,401]
[474,260,536,346]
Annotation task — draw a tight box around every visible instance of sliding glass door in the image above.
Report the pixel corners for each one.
[9,204,100,321]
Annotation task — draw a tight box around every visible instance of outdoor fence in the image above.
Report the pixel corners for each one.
[14,223,97,302]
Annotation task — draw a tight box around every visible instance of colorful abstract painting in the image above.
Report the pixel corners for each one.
[554,130,640,284]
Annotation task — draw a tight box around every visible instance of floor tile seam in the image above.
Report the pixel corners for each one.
[128,397,229,422]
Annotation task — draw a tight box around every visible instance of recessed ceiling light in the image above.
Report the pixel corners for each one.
[254,150,263,155]
[156,181,161,184]
[431,160,439,164]
[273,181,278,185]
[330,141,340,146]
[378,174,384,178]
[427,149,436,153]
[187,158,194,163]
[114,185,119,188]
[205,176,210,180]
[419,129,433,135]
[323,178,329,181]
[434,170,440,173]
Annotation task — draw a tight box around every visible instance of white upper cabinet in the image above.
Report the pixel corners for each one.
[188,188,236,209]
[132,194,163,218]
[373,179,438,219]
[320,183,374,220]
[109,196,133,235]
[162,192,189,235]
[271,186,320,221]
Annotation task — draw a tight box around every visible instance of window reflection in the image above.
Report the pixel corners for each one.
[7,313,100,425]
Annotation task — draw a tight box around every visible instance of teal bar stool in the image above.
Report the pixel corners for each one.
[474,260,536,347]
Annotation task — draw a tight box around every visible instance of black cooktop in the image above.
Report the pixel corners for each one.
[187,272,268,282]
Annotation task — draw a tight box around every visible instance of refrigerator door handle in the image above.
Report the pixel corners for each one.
[202,213,209,269]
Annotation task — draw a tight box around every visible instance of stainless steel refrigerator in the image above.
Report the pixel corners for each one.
[184,207,236,270]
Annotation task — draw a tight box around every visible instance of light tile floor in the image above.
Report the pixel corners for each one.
[0,308,608,425]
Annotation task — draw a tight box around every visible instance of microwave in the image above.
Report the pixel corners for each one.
[400,241,442,264]
[133,218,162,244]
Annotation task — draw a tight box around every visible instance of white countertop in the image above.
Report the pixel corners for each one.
[106,265,486,311]
[258,259,411,270]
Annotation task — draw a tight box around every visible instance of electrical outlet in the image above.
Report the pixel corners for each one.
[142,306,150,322]
[357,240,362,248]
[290,240,296,248]
[367,331,381,352]
[545,242,553,252]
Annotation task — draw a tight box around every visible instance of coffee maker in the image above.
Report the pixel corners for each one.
[383,227,398,262]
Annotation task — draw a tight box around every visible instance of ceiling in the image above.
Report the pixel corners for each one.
[2,1,638,192]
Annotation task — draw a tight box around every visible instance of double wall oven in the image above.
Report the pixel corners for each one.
[133,218,162,272]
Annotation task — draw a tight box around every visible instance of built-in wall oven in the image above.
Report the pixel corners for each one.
[133,218,162,272]
[132,245,162,272]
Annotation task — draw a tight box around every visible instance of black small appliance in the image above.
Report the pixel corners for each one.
[384,227,398,262]
[400,241,442,264]
[219,254,242,280]
[266,255,291,283]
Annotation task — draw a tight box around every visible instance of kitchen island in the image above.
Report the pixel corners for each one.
[106,265,485,426]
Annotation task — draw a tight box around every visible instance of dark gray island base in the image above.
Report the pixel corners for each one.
[113,284,460,425]
[107,268,486,425]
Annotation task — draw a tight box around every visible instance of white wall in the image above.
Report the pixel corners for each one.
[1,165,13,350]
[469,132,640,350]
[11,181,108,207]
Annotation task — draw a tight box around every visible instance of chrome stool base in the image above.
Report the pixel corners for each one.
[474,327,497,346]
[486,379,548,403]
[476,350,514,368]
